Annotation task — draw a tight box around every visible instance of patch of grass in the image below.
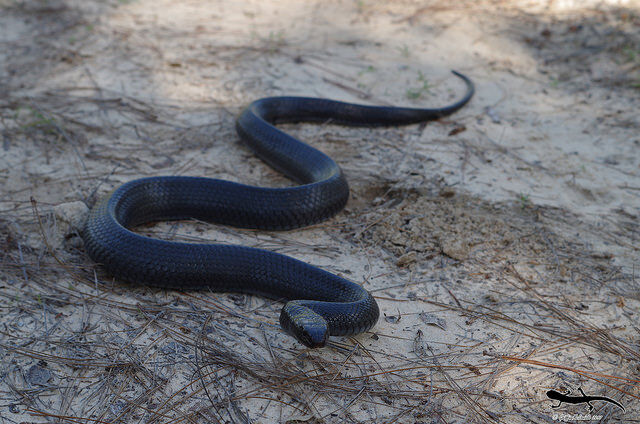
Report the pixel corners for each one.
[518,193,531,209]
[357,65,375,77]
[250,29,287,54]
[405,70,431,100]
[265,30,286,54]
[397,44,410,58]
[268,30,285,45]
[17,105,59,134]
[621,45,639,63]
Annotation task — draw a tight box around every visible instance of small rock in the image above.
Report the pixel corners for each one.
[384,314,401,324]
[396,251,417,267]
[441,239,469,261]
[51,201,89,249]
[484,106,501,124]
[419,312,447,330]
[54,201,89,230]
[26,364,51,386]
[439,187,456,198]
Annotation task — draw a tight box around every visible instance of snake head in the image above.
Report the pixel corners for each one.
[280,302,328,348]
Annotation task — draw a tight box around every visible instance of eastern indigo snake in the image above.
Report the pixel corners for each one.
[82,71,474,347]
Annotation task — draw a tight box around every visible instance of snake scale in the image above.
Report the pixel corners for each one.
[82,70,474,348]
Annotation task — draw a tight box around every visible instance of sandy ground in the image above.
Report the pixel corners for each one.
[1,0,639,423]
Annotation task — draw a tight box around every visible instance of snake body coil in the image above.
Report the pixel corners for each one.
[82,71,474,347]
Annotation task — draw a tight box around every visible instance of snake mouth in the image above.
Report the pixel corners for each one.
[280,302,329,348]
[296,328,328,348]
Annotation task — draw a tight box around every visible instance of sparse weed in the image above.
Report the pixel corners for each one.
[406,70,431,100]
[519,193,531,209]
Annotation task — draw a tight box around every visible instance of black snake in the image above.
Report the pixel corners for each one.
[82,71,474,348]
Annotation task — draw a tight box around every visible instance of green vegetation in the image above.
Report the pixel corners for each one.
[518,193,531,209]
[17,105,58,134]
[621,45,639,63]
[405,70,431,100]
[357,65,375,77]
[397,44,410,58]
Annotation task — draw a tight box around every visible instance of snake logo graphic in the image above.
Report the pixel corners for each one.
[546,388,625,413]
